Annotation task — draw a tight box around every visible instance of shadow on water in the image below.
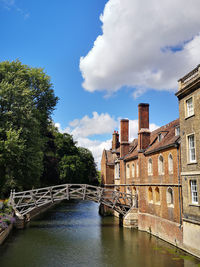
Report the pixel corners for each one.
[0,200,200,267]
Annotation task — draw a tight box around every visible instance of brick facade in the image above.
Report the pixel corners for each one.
[101,65,200,258]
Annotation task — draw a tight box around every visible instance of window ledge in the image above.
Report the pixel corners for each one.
[185,114,195,120]
[187,161,197,165]
[115,178,120,180]
[155,202,161,205]
[148,200,153,204]
[189,203,200,207]
[167,204,174,208]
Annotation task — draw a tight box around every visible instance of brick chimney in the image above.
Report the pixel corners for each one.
[112,130,120,150]
[120,119,129,157]
[138,103,150,151]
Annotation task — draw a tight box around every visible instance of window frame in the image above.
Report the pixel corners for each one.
[155,187,160,204]
[187,134,196,163]
[190,179,198,204]
[168,153,173,174]
[158,154,164,175]
[148,158,153,176]
[115,162,120,180]
[126,163,130,178]
[166,187,174,207]
[136,162,139,177]
[148,187,153,203]
[132,163,135,178]
[185,96,194,118]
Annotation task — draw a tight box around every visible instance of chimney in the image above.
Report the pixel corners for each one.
[120,119,129,157]
[138,103,150,151]
[112,131,120,150]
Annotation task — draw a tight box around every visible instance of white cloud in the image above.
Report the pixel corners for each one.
[80,0,200,97]
[55,112,160,169]
[0,0,30,19]
[68,111,118,138]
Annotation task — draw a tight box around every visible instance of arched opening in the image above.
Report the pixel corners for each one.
[168,154,173,174]
[132,163,135,178]
[126,164,130,178]
[148,158,153,175]
[148,187,153,203]
[167,187,173,206]
[155,187,160,203]
[158,155,164,175]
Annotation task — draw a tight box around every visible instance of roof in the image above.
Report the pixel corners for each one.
[145,118,180,155]
[104,149,115,165]
[124,118,180,161]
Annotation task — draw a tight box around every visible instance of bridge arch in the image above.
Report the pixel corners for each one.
[10,184,134,219]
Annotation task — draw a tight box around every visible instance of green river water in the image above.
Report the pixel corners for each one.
[0,200,200,267]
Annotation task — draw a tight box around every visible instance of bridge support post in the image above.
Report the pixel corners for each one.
[123,208,138,228]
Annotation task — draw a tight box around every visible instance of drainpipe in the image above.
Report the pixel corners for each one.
[176,142,182,228]
[124,160,126,193]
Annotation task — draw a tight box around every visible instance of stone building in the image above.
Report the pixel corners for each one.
[176,65,200,257]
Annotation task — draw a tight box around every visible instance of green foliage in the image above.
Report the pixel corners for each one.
[0,60,98,197]
[0,60,58,197]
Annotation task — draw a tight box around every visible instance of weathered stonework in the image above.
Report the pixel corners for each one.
[176,65,200,258]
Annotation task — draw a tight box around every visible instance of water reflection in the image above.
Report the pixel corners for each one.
[0,200,199,267]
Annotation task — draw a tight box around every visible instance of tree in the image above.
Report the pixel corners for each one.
[0,60,58,197]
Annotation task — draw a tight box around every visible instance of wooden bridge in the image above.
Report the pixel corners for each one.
[10,184,135,218]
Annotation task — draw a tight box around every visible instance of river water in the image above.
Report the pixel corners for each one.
[0,200,200,267]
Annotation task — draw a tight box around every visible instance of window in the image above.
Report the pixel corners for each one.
[175,126,180,136]
[127,186,131,195]
[136,162,139,177]
[186,97,194,117]
[132,164,135,177]
[115,163,120,179]
[148,158,153,175]
[158,155,164,175]
[168,154,173,174]
[190,180,198,204]
[148,187,153,203]
[132,186,137,196]
[126,164,130,178]
[155,187,160,203]
[167,188,173,206]
[158,133,163,142]
[188,134,196,163]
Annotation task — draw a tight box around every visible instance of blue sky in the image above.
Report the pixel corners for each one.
[1,0,200,168]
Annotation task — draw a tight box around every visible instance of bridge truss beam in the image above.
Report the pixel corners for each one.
[10,184,135,218]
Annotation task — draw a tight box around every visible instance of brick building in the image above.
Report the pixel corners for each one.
[101,66,200,257]
[101,103,183,246]
[176,65,200,257]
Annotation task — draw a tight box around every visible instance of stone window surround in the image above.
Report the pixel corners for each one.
[155,186,161,205]
[184,95,194,119]
[136,162,139,177]
[126,163,130,178]
[189,179,198,205]
[115,162,120,180]
[132,163,135,178]
[168,153,173,174]
[148,158,153,176]
[175,126,180,136]
[148,186,153,203]
[186,133,196,164]
[167,187,174,207]
[158,154,164,175]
